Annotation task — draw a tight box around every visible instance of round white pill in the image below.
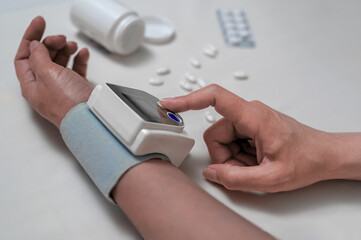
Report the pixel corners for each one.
[190,57,201,68]
[148,77,164,86]
[233,71,248,80]
[205,111,216,123]
[185,72,197,83]
[156,67,170,75]
[179,80,193,92]
[197,78,207,88]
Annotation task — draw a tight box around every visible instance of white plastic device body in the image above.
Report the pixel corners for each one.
[87,84,195,167]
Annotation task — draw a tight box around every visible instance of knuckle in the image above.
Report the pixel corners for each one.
[206,84,222,94]
[221,172,238,190]
[252,101,273,119]
[249,100,264,108]
[207,83,221,90]
[249,100,268,119]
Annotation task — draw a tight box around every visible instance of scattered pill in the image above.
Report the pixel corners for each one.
[203,47,217,58]
[233,71,248,80]
[205,43,217,53]
[190,57,201,68]
[197,78,207,88]
[205,111,217,123]
[203,43,218,58]
[185,72,197,83]
[148,77,164,86]
[156,67,170,75]
[179,80,193,92]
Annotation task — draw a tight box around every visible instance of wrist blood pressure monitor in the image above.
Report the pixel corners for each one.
[87,83,195,167]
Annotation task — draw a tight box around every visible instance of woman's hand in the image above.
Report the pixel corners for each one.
[161,84,349,192]
[14,16,94,128]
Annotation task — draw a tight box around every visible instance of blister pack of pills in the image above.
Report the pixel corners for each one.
[217,9,255,48]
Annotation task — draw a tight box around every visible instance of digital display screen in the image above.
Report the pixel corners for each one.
[107,83,183,126]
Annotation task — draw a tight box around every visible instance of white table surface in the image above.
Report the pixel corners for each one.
[1,0,361,239]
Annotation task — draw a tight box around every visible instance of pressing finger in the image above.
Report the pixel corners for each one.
[161,84,261,137]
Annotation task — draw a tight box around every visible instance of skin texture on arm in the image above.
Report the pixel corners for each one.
[14,17,274,240]
[161,85,361,192]
[112,160,273,240]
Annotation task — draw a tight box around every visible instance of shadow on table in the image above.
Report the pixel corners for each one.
[182,153,361,216]
[210,174,361,216]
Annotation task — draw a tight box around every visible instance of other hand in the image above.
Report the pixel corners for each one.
[161,84,341,192]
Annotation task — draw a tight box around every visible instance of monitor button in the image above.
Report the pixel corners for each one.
[167,112,181,123]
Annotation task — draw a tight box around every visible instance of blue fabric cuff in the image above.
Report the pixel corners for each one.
[60,102,167,204]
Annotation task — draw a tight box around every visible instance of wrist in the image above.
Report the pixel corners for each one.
[328,133,361,180]
[57,85,93,128]
[111,159,179,206]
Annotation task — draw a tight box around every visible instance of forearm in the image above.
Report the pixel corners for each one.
[329,133,361,180]
[112,159,273,240]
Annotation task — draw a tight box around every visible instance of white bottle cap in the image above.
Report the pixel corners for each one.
[113,15,145,55]
[142,16,176,44]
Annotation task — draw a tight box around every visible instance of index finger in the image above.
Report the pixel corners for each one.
[160,84,260,132]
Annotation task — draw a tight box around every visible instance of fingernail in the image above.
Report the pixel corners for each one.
[203,168,217,182]
[29,41,40,52]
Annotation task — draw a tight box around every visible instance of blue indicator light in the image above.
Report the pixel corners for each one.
[167,112,181,122]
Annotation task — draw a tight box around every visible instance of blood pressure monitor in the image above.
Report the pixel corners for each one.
[87,83,195,167]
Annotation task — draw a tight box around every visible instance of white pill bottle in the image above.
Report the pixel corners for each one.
[70,0,145,55]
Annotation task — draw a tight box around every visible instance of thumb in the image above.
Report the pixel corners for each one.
[29,40,54,76]
[203,164,273,192]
